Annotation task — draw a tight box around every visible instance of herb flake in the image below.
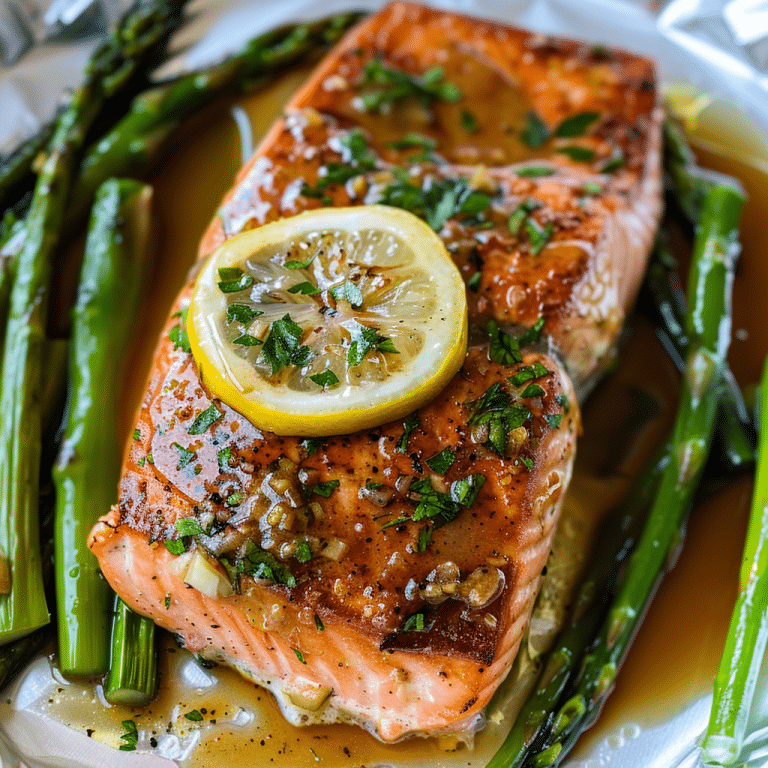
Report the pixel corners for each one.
[188,403,222,435]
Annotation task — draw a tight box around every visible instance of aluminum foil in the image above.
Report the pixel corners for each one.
[1,1,767,766]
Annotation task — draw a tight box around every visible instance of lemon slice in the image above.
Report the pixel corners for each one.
[187,205,468,436]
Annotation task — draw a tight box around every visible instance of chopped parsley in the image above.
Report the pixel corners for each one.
[387,132,438,162]
[217,267,254,293]
[310,370,340,389]
[288,281,321,296]
[233,333,262,346]
[347,320,398,367]
[468,270,481,291]
[380,172,492,232]
[521,456,534,471]
[601,148,624,173]
[461,109,479,133]
[302,437,322,456]
[468,381,530,456]
[583,182,603,196]
[226,303,262,325]
[519,383,546,398]
[226,490,243,506]
[516,166,555,178]
[260,314,311,374]
[169,308,191,353]
[329,279,363,307]
[295,540,312,563]
[524,218,554,255]
[285,253,316,270]
[172,442,195,469]
[293,648,307,664]
[164,594,171,609]
[165,538,187,555]
[450,473,486,507]
[312,479,340,497]
[425,448,456,474]
[520,111,549,148]
[416,526,432,552]
[396,412,420,453]
[360,60,462,112]
[556,393,571,413]
[487,320,522,365]
[218,446,232,470]
[233,540,296,588]
[556,146,596,162]
[133,428,141,441]
[508,198,540,235]
[314,614,325,631]
[520,316,546,346]
[545,413,563,428]
[184,710,204,722]
[509,362,550,387]
[175,516,204,537]
[555,111,600,138]
[410,474,486,527]
[302,128,376,198]
[403,613,426,632]
[119,720,138,751]
[188,403,222,435]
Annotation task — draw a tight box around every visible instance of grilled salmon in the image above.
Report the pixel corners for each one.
[89,1,662,744]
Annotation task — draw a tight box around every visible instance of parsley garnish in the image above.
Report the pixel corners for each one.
[261,314,311,374]
[555,111,600,138]
[450,473,486,507]
[520,111,549,148]
[165,538,187,555]
[416,526,432,552]
[387,132,437,162]
[132,429,140,441]
[303,438,322,456]
[468,271,481,291]
[487,320,522,365]
[233,333,262,347]
[218,446,232,470]
[520,316,546,346]
[288,281,321,295]
[403,613,426,631]
[524,218,554,255]
[119,720,138,751]
[461,109,479,133]
[347,320,398,367]
[313,479,340,497]
[164,594,171,609]
[380,171,492,232]
[330,279,363,307]
[516,166,555,178]
[521,456,534,471]
[556,146,596,162]
[302,128,377,198]
[556,393,571,413]
[508,199,540,235]
[293,648,307,664]
[601,148,624,173]
[545,413,563,428]
[235,540,296,588]
[285,253,316,270]
[520,383,545,398]
[226,303,262,325]
[396,412,420,453]
[226,490,243,506]
[410,474,485,527]
[184,710,203,722]
[360,60,462,112]
[468,382,530,456]
[172,442,195,470]
[217,267,254,293]
[583,182,603,196]
[310,370,339,389]
[425,448,456,474]
[314,614,325,631]
[188,403,222,435]
[509,362,550,387]
[169,308,191,353]
[175,516,204,537]
[295,540,312,563]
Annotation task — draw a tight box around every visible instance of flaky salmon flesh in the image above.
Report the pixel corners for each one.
[89,1,663,744]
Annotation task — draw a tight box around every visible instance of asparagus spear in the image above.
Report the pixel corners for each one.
[520,180,745,767]
[104,596,157,706]
[53,178,153,676]
[0,121,57,216]
[701,355,768,766]
[70,12,362,224]
[0,0,187,646]
[488,441,671,768]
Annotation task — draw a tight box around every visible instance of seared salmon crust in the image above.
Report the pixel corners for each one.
[90,1,662,743]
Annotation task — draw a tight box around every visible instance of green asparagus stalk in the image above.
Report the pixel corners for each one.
[0,121,57,215]
[702,355,768,766]
[104,596,157,706]
[521,180,745,767]
[53,178,153,675]
[0,0,187,646]
[488,441,670,768]
[70,12,362,223]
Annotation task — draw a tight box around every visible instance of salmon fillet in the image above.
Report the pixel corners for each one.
[89,1,662,744]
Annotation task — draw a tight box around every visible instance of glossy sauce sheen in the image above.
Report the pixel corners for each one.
[88,0,663,749]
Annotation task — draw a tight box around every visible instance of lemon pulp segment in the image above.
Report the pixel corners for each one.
[187,206,468,436]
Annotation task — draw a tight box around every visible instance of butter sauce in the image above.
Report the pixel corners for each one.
[14,73,768,768]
